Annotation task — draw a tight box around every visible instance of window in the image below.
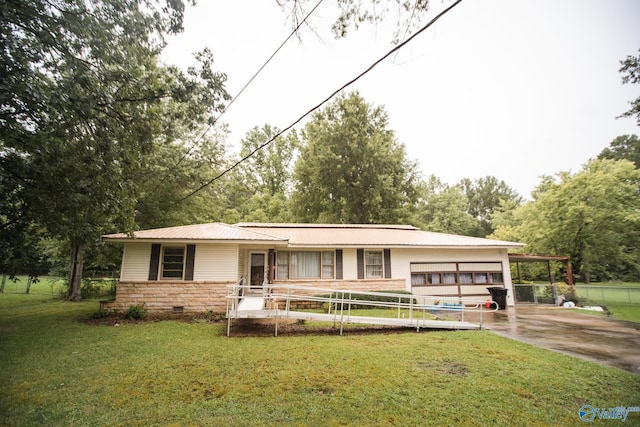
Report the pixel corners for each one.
[322,251,334,279]
[277,251,335,279]
[459,273,473,284]
[365,251,383,278]
[277,251,289,279]
[411,274,426,285]
[410,262,504,287]
[161,247,185,279]
[443,273,457,284]
[475,273,489,284]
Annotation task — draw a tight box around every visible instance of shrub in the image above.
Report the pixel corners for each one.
[125,304,146,320]
[319,290,416,310]
[91,308,111,319]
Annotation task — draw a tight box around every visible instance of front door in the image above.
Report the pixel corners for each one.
[249,252,266,290]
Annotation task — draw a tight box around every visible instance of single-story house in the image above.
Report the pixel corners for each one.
[101,222,524,313]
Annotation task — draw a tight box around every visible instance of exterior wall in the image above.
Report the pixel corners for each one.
[120,243,152,281]
[272,278,405,294]
[102,281,233,313]
[111,242,515,313]
[194,244,239,281]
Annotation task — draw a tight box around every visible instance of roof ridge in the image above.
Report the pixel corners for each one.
[236,222,419,230]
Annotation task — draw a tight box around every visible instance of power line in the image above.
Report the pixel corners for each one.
[173,0,465,205]
[151,0,325,193]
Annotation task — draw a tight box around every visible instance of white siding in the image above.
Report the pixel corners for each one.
[121,243,152,281]
[410,263,457,272]
[194,244,239,281]
[458,262,502,272]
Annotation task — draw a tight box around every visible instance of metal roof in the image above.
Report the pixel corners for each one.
[103,222,524,249]
[102,223,287,243]
[238,223,524,248]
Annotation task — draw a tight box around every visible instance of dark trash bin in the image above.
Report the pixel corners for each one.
[487,287,508,310]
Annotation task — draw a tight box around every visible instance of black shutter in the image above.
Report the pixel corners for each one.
[336,249,343,280]
[357,249,364,279]
[148,244,161,281]
[383,248,392,278]
[268,249,275,283]
[184,244,196,281]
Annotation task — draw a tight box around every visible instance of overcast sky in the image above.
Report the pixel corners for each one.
[162,0,640,199]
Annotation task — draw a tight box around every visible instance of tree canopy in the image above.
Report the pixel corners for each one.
[598,134,640,168]
[0,0,229,299]
[618,49,640,125]
[291,92,420,224]
[492,159,640,282]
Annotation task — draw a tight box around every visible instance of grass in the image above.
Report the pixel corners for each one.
[1,292,639,426]
[574,282,640,323]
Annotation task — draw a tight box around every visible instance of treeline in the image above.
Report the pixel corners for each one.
[1,2,638,299]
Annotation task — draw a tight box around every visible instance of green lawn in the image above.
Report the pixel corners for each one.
[1,292,639,426]
[574,283,640,322]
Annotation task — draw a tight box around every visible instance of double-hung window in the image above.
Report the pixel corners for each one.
[161,247,185,279]
[365,250,383,278]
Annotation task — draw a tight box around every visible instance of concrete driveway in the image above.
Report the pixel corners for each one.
[476,305,640,374]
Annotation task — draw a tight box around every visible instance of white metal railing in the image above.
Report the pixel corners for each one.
[226,283,499,336]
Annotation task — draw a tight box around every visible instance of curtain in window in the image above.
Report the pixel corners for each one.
[291,252,321,278]
[459,273,473,284]
[365,251,383,278]
[322,251,334,278]
[276,251,289,279]
[443,273,456,284]
[412,274,426,285]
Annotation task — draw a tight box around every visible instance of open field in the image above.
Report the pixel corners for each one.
[1,291,639,426]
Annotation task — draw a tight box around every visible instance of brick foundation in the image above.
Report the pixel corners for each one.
[101,279,407,314]
[100,281,233,314]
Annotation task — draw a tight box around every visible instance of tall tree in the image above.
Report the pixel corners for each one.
[235,125,299,222]
[415,177,477,235]
[279,0,433,42]
[618,49,640,125]
[459,176,523,237]
[0,0,229,300]
[291,92,420,224]
[492,159,640,282]
[598,135,640,168]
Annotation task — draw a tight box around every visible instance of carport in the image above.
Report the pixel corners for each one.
[508,254,574,304]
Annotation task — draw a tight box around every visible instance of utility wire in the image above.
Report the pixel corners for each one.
[151,0,325,192]
[173,0,464,205]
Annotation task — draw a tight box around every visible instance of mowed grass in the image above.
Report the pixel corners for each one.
[1,288,639,426]
[575,283,640,322]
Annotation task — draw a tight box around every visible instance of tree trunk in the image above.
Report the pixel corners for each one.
[0,273,6,293]
[67,243,85,301]
[25,276,32,294]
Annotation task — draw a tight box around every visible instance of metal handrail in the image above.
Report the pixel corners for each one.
[226,283,499,336]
